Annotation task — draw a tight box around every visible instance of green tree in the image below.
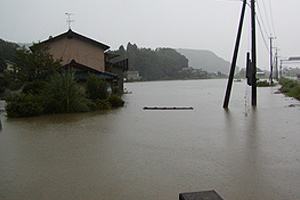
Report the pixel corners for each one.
[86,73,108,100]
[0,39,18,62]
[0,57,7,73]
[107,94,125,107]
[22,79,47,95]
[5,93,44,117]
[113,43,188,80]
[6,46,61,89]
[43,72,92,113]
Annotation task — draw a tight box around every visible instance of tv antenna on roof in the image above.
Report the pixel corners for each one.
[65,13,75,30]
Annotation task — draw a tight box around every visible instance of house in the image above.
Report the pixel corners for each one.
[105,52,128,92]
[126,71,141,81]
[30,29,128,92]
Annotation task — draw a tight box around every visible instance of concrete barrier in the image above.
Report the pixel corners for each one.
[179,190,224,200]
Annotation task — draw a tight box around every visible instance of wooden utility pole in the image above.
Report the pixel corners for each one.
[251,0,257,106]
[275,48,279,80]
[223,0,247,108]
[269,36,274,84]
[280,59,283,78]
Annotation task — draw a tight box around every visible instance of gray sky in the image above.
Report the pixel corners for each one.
[1,0,300,70]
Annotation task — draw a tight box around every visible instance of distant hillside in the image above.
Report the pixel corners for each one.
[112,43,189,80]
[0,39,19,62]
[176,49,238,75]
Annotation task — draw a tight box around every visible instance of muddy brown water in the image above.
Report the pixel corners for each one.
[0,79,299,200]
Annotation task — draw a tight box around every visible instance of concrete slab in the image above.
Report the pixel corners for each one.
[179,190,224,200]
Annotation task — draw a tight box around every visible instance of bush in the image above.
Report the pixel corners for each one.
[86,73,108,100]
[43,73,92,113]
[113,87,123,95]
[280,78,296,93]
[5,93,44,117]
[22,79,47,95]
[287,84,300,100]
[257,80,275,87]
[279,78,300,100]
[107,94,124,107]
[95,99,112,110]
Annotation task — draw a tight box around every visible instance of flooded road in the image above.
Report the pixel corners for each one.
[0,79,299,200]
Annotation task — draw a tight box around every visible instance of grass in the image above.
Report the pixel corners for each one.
[279,77,300,100]
[257,80,276,87]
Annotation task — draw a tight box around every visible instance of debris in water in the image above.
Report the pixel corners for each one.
[143,106,193,110]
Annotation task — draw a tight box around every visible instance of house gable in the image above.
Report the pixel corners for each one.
[31,29,110,72]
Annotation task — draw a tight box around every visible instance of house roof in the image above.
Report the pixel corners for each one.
[106,59,129,72]
[31,29,110,51]
[105,52,120,60]
[64,59,118,80]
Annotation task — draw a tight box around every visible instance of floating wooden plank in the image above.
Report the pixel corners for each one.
[179,190,224,200]
[143,106,193,110]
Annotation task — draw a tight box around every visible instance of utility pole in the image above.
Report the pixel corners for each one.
[269,36,274,84]
[275,48,279,80]
[251,0,257,106]
[223,0,247,108]
[280,59,283,78]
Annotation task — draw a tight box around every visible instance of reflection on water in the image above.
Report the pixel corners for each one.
[0,79,299,200]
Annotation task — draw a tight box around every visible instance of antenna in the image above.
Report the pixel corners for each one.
[65,13,75,30]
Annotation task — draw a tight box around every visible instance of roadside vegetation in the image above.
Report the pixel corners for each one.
[256,80,276,87]
[279,77,300,100]
[4,47,124,118]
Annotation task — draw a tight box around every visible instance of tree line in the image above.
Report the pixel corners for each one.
[111,43,189,80]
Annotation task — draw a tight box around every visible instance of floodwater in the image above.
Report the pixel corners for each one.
[0,79,299,200]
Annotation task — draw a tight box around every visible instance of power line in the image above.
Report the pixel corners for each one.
[256,2,270,37]
[256,0,279,45]
[259,0,272,33]
[256,16,270,53]
[268,0,277,44]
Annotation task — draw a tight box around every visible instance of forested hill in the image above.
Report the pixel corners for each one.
[176,48,237,75]
[0,39,19,70]
[111,43,188,80]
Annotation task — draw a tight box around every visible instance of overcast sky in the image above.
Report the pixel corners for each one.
[1,0,300,70]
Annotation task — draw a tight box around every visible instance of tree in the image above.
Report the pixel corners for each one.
[113,43,188,80]
[5,93,44,117]
[0,39,18,62]
[0,57,7,73]
[86,73,108,100]
[43,72,92,113]
[6,46,61,89]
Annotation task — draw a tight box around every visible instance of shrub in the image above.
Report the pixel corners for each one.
[5,93,44,117]
[279,78,300,100]
[43,72,92,113]
[107,94,124,107]
[95,99,112,110]
[257,80,269,87]
[280,78,297,93]
[287,84,300,100]
[257,80,276,87]
[86,73,108,100]
[22,79,47,95]
[113,87,123,95]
